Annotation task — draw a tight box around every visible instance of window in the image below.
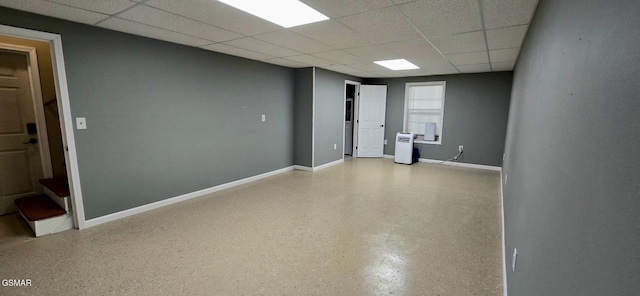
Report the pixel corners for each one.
[404,81,446,144]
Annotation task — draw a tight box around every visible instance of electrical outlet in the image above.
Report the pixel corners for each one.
[384,139,388,145]
[333,144,337,150]
[459,145,464,152]
[261,114,265,122]
[512,248,517,271]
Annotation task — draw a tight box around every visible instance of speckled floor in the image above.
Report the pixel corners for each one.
[0,158,503,295]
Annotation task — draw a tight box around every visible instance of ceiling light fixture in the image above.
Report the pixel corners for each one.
[218,0,329,28]
[374,59,419,71]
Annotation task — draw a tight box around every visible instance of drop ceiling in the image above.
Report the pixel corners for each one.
[0,0,538,78]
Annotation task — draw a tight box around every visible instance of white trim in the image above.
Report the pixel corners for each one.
[342,80,353,159]
[417,158,502,171]
[501,170,508,296]
[311,67,316,168]
[293,165,313,171]
[383,154,394,159]
[0,25,85,229]
[84,166,295,228]
[0,43,53,179]
[311,158,343,171]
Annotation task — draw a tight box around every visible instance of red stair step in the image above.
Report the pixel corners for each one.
[39,177,70,198]
[14,195,66,221]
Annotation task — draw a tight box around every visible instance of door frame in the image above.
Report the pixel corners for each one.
[343,80,360,159]
[0,24,86,229]
[0,42,53,179]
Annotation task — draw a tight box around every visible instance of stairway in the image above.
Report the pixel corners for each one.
[14,177,74,237]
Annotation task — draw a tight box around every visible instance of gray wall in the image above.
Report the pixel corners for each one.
[0,8,295,220]
[313,68,360,167]
[294,68,313,167]
[503,0,640,295]
[367,72,512,167]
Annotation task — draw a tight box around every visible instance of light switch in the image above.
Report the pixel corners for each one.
[76,117,86,130]
[261,114,265,122]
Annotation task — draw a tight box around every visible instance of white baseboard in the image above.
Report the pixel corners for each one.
[312,159,343,171]
[293,165,313,171]
[84,166,295,228]
[383,154,394,159]
[501,171,508,296]
[418,158,502,171]
[294,159,343,172]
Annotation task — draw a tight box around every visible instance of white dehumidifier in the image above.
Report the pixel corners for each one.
[394,132,414,164]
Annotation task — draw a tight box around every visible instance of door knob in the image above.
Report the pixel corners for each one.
[380,124,384,127]
[23,138,38,144]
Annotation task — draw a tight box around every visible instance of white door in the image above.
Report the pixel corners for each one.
[356,85,387,158]
[0,51,44,215]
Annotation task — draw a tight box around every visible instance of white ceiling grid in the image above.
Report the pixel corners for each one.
[0,0,539,77]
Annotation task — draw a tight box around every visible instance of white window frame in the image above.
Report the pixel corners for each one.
[403,81,447,145]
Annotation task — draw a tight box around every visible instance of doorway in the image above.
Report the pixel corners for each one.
[344,80,360,159]
[0,24,85,229]
[0,47,52,215]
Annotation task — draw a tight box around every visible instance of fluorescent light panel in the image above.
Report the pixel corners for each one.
[218,0,329,28]
[374,59,419,71]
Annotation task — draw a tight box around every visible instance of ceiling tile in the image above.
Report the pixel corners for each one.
[424,64,460,75]
[430,31,486,54]
[492,60,516,71]
[457,63,491,73]
[446,51,489,66]
[348,62,385,72]
[300,0,394,18]
[224,38,301,58]
[486,25,528,50]
[339,7,421,44]
[99,17,212,46]
[284,55,333,67]
[398,0,482,36]
[0,0,108,24]
[49,0,136,15]
[117,5,241,42]
[253,30,334,54]
[201,43,274,60]
[352,71,378,78]
[483,0,539,29]
[383,39,448,63]
[388,68,432,77]
[344,45,398,62]
[262,58,310,68]
[322,64,360,74]
[292,20,372,49]
[312,50,362,64]
[427,64,460,75]
[490,48,520,63]
[145,0,280,36]
[371,70,396,78]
